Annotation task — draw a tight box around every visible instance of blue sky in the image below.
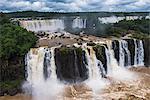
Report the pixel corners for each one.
[0,0,150,12]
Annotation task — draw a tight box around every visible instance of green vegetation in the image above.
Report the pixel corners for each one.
[93,45,106,61]
[75,47,83,56]
[0,13,37,95]
[107,19,150,39]
[59,47,70,55]
[0,80,22,91]
[0,13,37,59]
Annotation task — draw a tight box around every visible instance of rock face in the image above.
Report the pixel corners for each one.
[125,39,135,66]
[93,45,107,73]
[112,40,120,63]
[143,38,150,67]
[55,47,88,83]
[0,58,24,96]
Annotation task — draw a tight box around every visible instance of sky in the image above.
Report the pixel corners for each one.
[0,0,150,12]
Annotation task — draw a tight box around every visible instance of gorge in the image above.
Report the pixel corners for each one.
[0,12,150,100]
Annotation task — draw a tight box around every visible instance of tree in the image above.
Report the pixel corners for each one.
[0,14,37,59]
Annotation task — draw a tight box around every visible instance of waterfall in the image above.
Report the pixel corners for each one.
[119,40,131,67]
[73,50,80,80]
[88,47,101,78]
[81,44,105,79]
[25,39,145,85]
[106,41,119,72]
[43,48,51,79]
[138,40,144,66]
[25,46,59,86]
[24,39,145,99]
[103,45,111,74]
[72,17,86,28]
[134,39,138,66]
[103,40,135,81]
[49,47,58,80]
[26,47,46,85]
[20,19,65,32]
[81,44,93,79]
[134,39,144,66]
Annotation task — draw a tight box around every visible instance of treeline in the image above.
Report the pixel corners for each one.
[0,13,37,96]
[5,10,149,18]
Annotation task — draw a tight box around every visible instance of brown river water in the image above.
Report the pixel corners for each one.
[0,67,150,100]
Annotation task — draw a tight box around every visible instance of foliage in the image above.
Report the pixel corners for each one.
[0,79,23,90]
[0,13,37,59]
[107,19,150,38]
[59,47,70,55]
[0,13,37,94]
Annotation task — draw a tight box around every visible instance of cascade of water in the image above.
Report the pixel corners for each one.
[122,40,131,66]
[88,47,101,78]
[103,45,111,74]
[81,44,102,79]
[72,17,86,28]
[81,44,93,79]
[25,46,60,85]
[20,19,65,32]
[26,47,46,85]
[119,40,125,67]
[43,48,51,79]
[134,39,144,66]
[137,40,144,66]
[25,46,65,100]
[49,47,57,80]
[134,39,138,66]
[73,50,80,80]
[97,60,106,77]
[106,41,120,75]
[103,40,135,81]
[83,19,87,28]
[119,40,131,67]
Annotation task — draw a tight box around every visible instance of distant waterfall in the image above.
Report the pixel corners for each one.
[20,19,64,32]
[134,39,144,66]
[72,17,86,28]
[119,40,131,67]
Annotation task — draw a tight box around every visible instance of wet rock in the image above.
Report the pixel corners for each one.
[55,47,88,83]
[93,45,107,73]
[7,88,18,96]
[143,39,150,67]
[125,39,135,66]
[87,42,96,46]
[0,89,7,96]
[112,40,119,63]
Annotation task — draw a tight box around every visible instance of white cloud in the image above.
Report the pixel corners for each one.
[0,0,150,12]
